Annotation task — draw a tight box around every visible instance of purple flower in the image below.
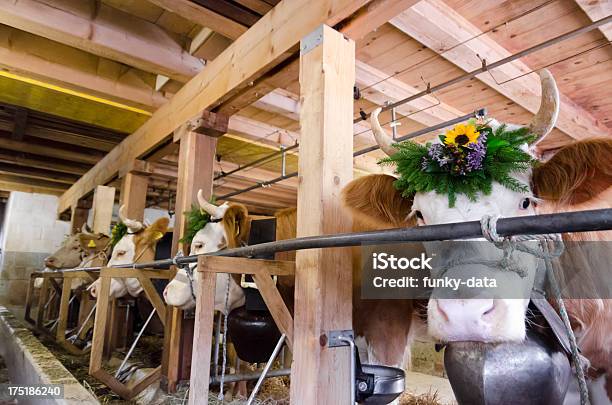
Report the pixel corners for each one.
[428,143,451,168]
[466,136,487,172]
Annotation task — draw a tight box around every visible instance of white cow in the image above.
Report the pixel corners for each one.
[163,190,248,314]
[89,206,169,298]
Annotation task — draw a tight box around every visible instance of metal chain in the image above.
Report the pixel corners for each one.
[218,273,231,401]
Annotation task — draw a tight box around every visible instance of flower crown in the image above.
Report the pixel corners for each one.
[179,204,212,245]
[110,222,128,247]
[380,120,536,207]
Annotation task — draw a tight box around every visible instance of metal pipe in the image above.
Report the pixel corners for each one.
[390,107,398,140]
[115,308,156,378]
[281,145,287,177]
[109,209,612,269]
[215,143,299,181]
[209,368,291,385]
[247,334,286,405]
[68,303,97,342]
[218,111,479,200]
[355,14,612,122]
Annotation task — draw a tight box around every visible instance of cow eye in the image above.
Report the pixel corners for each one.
[519,198,531,210]
[116,250,126,256]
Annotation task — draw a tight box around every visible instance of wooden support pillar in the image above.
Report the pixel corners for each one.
[163,119,220,392]
[290,25,355,404]
[119,160,151,222]
[91,185,116,235]
[70,203,89,234]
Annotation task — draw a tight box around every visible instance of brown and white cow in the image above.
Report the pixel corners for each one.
[343,70,611,402]
[35,225,110,289]
[89,206,170,298]
[163,190,250,312]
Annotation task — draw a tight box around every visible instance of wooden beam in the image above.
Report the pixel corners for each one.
[290,25,354,404]
[0,25,166,112]
[390,0,610,139]
[229,115,299,146]
[575,0,612,41]
[0,163,78,185]
[0,174,67,196]
[70,204,89,235]
[91,185,115,234]
[147,0,248,40]
[189,28,233,61]
[0,0,203,82]
[119,162,150,222]
[164,130,217,391]
[58,0,369,214]
[0,136,101,165]
[338,0,420,39]
[0,151,89,176]
[11,108,27,141]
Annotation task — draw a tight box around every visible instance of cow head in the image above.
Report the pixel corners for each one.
[44,224,110,269]
[343,70,610,343]
[164,190,249,311]
[89,206,169,298]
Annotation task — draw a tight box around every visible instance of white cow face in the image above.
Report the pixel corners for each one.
[412,180,539,342]
[90,207,168,299]
[361,69,561,344]
[164,196,248,313]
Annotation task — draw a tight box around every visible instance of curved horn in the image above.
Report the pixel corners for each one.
[370,107,398,157]
[528,69,560,145]
[118,205,144,233]
[197,190,224,219]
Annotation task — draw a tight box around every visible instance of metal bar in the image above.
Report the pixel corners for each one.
[68,303,97,343]
[354,15,612,122]
[212,312,222,378]
[390,107,398,140]
[337,336,356,405]
[107,209,612,269]
[281,145,287,177]
[115,308,156,378]
[247,334,286,405]
[209,368,291,385]
[214,143,299,181]
[218,111,479,200]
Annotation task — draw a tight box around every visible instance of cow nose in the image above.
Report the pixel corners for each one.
[434,298,495,326]
[45,257,55,266]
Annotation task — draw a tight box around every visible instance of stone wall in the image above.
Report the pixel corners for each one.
[0,192,70,306]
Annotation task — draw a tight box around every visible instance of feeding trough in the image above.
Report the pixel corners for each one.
[444,330,571,405]
[356,364,405,404]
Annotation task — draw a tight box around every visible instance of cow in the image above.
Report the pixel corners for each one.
[343,69,611,402]
[163,190,250,312]
[35,225,110,289]
[89,206,170,298]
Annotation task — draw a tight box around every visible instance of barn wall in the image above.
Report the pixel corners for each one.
[0,192,70,306]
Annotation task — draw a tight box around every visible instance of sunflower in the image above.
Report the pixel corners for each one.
[444,123,480,147]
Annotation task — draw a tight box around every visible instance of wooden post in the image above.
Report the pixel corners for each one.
[91,185,116,234]
[119,160,151,222]
[70,202,89,234]
[290,25,355,404]
[163,120,220,391]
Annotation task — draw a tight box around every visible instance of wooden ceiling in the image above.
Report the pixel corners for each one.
[0,0,609,215]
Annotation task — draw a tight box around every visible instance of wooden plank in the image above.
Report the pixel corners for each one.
[11,108,27,141]
[190,111,229,138]
[57,0,369,214]
[56,277,72,341]
[138,276,167,324]
[252,269,294,347]
[188,262,217,405]
[71,205,89,234]
[0,176,67,196]
[575,0,612,41]
[0,136,100,164]
[0,163,79,185]
[389,0,611,140]
[147,0,248,40]
[0,0,203,81]
[339,0,420,39]
[89,274,110,374]
[290,25,354,404]
[0,25,166,111]
[91,185,116,235]
[0,151,89,176]
[119,164,149,222]
[200,256,296,276]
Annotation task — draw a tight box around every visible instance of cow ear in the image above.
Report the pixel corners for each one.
[342,174,414,228]
[222,203,251,248]
[532,138,612,205]
[142,217,170,246]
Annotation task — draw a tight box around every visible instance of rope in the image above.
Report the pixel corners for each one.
[479,215,590,404]
[218,273,231,401]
